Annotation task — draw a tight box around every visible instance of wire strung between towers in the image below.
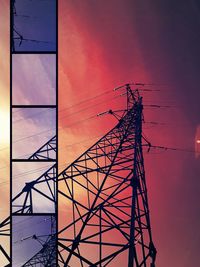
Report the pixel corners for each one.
[12,0,55,51]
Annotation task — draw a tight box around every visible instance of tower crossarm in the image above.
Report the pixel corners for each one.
[12,164,57,214]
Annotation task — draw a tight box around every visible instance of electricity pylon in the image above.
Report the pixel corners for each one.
[11,0,56,51]
[22,235,56,267]
[58,85,156,266]
[28,135,57,160]
[21,216,56,267]
[0,216,10,266]
[12,163,57,214]
[12,135,57,213]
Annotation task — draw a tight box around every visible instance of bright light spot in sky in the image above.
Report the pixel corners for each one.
[0,110,9,145]
[195,125,200,158]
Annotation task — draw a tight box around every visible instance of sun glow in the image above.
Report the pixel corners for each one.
[0,110,9,145]
[195,125,200,158]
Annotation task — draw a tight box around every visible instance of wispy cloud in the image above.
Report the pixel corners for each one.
[13,54,56,105]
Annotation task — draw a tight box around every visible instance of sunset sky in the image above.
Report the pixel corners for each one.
[0,0,10,265]
[59,1,200,266]
[0,0,200,266]
[12,54,56,105]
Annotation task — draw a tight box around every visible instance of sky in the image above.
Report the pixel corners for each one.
[58,1,200,266]
[12,107,56,159]
[0,0,9,206]
[0,0,10,265]
[0,0,200,266]
[12,54,56,105]
[13,0,56,51]
[0,1,57,263]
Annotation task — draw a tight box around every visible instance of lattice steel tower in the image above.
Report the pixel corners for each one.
[21,216,57,267]
[58,84,157,267]
[0,216,10,266]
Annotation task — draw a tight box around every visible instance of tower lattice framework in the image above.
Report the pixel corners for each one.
[21,216,57,267]
[0,216,10,266]
[28,135,57,160]
[12,134,57,214]
[58,85,157,267]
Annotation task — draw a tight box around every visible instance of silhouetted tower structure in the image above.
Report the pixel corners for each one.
[21,216,56,267]
[12,135,57,213]
[12,164,57,214]
[0,216,10,266]
[58,85,157,266]
[28,135,57,160]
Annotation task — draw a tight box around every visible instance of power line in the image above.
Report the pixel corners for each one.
[12,0,56,50]
[150,145,196,154]
[12,101,172,147]
[0,134,103,172]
